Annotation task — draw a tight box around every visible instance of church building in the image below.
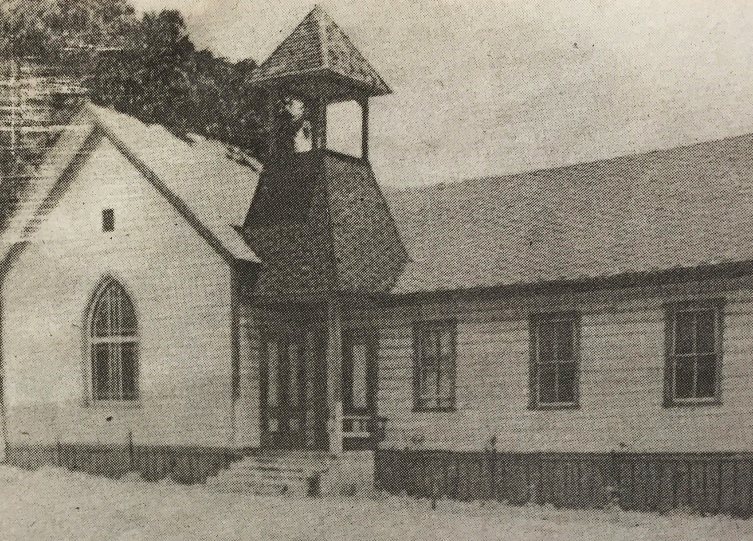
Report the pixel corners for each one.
[2,6,753,513]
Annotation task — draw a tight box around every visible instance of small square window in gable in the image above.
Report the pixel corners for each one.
[102,209,115,232]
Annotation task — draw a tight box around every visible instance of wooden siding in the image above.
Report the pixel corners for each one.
[2,138,235,449]
[5,442,241,484]
[233,299,262,448]
[361,277,753,453]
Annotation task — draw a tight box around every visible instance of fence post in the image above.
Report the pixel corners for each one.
[128,430,134,471]
[608,450,620,509]
[487,436,497,501]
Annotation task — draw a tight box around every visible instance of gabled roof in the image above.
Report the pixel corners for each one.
[243,151,407,299]
[0,102,262,265]
[249,5,391,96]
[386,133,753,294]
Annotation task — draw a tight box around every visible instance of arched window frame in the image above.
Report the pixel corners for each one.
[86,278,139,403]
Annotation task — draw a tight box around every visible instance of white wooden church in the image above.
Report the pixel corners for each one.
[2,6,753,513]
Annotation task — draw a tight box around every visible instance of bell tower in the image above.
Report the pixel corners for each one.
[244,5,408,299]
[249,4,390,162]
[243,6,407,457]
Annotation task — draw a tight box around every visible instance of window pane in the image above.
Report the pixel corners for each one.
[93,344,111,400]
[418,397,435,409]
[696,355,717,398]
[556,321,574,362]
[267,341,279,407]
[421,364,438,395]
[538,364,557,404]
[557,363,576,403]
[423,330,438,360]
[674,358,694,399]
[351,342,368,410]
[439,328,453,357]
[696,310,716,354]
[437,397,453,408]
[674,312,695,355]
[119,294,137,337]
[438,361,454,402]
[92,295,110,337]
[288,342,300,407]
[120,342,137,400]
[538,322,557,364]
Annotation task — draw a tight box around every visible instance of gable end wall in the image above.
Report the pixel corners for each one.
[1,138,235,449]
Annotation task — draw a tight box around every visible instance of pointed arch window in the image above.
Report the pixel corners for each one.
[89,280,138,401]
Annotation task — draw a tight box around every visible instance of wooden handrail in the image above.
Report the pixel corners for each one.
[342,415,387,440]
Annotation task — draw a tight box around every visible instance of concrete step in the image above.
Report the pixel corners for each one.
[207,476,309,496]
[207,469,308,482]
[205,455,325,496]
[231,462,309,474]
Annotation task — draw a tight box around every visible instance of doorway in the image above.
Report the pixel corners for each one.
[342,329,378,450]
[260,329,328,450]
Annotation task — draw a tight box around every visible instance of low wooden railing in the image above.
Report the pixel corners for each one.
[342,414,387,450]
[375,449,753,518]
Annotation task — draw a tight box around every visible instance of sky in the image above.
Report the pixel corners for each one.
[128,0,753,187]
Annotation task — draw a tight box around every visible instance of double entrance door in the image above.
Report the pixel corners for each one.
[260,328,378,450]
[260,329,328,450]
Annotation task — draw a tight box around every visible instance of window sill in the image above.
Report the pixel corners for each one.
[412,407,456,413]
[664,398,722,408]
[87,400,142,409]
[529,402,580,411]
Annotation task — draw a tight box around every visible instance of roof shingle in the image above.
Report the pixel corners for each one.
[244,150,408,298]
[1,103,262,264]
[249,5,391,96]
[386,134,753,294]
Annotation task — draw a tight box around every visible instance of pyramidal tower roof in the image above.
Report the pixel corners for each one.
[249,5,391,96]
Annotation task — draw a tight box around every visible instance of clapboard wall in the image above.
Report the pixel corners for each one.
[1,137,235,453]
[360,275,753,454]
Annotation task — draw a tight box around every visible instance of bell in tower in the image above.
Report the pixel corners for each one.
[243,5,408,299]
[250,4,390,161]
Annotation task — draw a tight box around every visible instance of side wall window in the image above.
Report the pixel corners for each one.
[665,300,723,406]
[529,312,580,409]
[88,279,139,401]
[413,320,456,411]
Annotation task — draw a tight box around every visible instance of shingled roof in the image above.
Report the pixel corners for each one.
[249,5,391,96]
[1,102,261,265]
[243,151,408,298]
[386,133,753,294]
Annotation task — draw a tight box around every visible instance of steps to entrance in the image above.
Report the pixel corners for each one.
[205,452,331,497]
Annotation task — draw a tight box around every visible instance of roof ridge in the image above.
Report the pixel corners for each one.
[312,5,330,70]
[387,130,753,194]
[255,8,321,75]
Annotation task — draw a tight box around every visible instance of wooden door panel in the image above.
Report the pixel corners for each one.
[260,329,328,450]
[343,329,378,415]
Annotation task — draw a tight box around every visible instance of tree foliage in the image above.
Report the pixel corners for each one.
[0,0,137,67]
[87,10,266,157]
[0,1,272,232]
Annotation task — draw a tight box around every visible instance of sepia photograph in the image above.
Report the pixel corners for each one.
[1,0,753,539]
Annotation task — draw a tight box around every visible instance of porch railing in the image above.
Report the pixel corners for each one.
[342,414,387,445]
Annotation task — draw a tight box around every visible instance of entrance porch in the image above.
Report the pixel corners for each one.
[256,300,385,454]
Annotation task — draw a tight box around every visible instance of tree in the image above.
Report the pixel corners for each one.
[87,10,266,157]
[0,0,138,232]
[0,2,272,233]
